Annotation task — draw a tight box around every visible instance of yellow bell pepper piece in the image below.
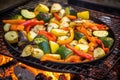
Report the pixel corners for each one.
[34,4,49,15]
[49,41,59,53]
[51,29,68,36]
[57,27,74,45]
[27,31,37,42]
[77,11,89,19]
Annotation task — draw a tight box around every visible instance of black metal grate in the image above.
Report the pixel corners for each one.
[0,0,120,79]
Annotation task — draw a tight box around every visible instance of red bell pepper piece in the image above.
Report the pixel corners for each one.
[96,39,109,53]
[21,19,44,32]
[22,19,44,26]
[38,30,57,41]
[66,44,94,60]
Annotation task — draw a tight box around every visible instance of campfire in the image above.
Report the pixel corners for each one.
[0,54,74,80]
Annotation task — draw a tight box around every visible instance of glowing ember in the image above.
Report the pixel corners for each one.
[0,55,71,80]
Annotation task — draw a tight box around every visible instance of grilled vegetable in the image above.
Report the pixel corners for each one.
[65,7,77,16]
[12,14,23,19]
[38,30,57,41]
[34,4,49,13]
[51,29,68,36]
[77,11,89,19]
[59,21,69,28]
[74,44,89,53]
[4,31,18,43]
[10,24,24,31]
[53,12,61,20]
[47,23,59,32]
[49,41,59,53]
[43,54,61,60]
[74,30,84,40]
[2,19,26,24]
[18,31,28,46]
[38,41,51,53]
[3,23,11,32]
[36,12,52,23]
[56,46,73,59]
[32,48,44,59]
[21,9,35,19]
[34,36,50,53]
[31,25,46,33]
[99,37,114,48]
[60,17,71,23]
[93,30,108,37]
[57,27,74,45]
[21,45,34,57]
[59,9,65,18]
[93,47,105,59]
[78,38,88,45]
[27,31,37,42]
[66,44,93,60]
[22,19,44,32]
[51,3,62,13]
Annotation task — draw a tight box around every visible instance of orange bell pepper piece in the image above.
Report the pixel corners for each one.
[2,19,26,24]
[57,27,74,45]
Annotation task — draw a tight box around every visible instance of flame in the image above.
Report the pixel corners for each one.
[19,63,71,80]
[0,54,13,65]
[0,55,71,80]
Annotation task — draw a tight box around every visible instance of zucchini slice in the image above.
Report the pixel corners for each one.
[93,47,105,59]
[93,30,108,37]
[4,31,18,43]
[21,9,35,19]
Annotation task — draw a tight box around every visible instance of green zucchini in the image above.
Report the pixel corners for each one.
[99,37,114,48]
[36,12,52,23]
[74,30,84,40]
[34,35,50,53]
[93,30,108,37]
[21,9,35,19]
[12,14,23,19]
[38,41,51,53]
[56,46,73,59]
[93,47,105,59]
[65,7,77,16]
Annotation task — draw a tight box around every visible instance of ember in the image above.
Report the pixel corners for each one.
[0,55,71,80]
[0,54,120,80]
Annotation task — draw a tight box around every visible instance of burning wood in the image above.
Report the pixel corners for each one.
[0,55,71,80]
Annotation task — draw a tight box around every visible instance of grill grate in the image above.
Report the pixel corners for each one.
[0,0,120,79]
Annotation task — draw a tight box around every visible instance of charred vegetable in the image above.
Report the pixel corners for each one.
[20,45,34,57]
[36,12,52,23]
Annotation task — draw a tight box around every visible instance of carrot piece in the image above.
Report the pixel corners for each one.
[2,19,26,24]
[17,25,24,31]
[53,12,61,21]
[66,15,76,20]
[10,24,24,31]
[10,25,17,31]
[50,19,60,25]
